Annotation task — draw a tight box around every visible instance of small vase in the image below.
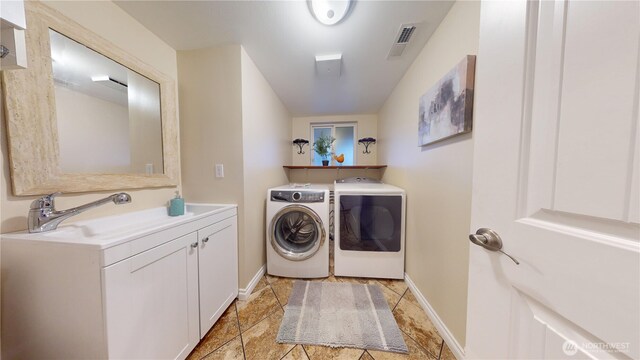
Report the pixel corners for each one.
[322,160,329,166]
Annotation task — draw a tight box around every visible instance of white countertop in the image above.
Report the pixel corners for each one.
[1,203,237,249]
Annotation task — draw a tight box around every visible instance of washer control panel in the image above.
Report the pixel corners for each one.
[271,190,325,203]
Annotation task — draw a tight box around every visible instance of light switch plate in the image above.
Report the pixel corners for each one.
[215,164,224,178]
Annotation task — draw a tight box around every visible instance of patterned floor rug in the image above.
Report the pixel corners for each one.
[276,280,409,353]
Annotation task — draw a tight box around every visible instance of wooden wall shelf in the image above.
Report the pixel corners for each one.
[283,165,387,170]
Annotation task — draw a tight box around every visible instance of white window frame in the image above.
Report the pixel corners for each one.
[310,122,357,165]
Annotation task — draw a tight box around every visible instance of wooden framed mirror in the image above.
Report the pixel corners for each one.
[1,1,179,195]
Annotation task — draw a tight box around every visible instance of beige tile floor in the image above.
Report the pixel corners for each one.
[188,245,456,360]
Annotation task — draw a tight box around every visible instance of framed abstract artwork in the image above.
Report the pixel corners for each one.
[418,55,476,146]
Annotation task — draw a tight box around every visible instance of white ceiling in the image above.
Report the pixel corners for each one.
[114,1,454,116]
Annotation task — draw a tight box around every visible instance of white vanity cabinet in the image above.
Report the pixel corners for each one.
[1,204,238,360]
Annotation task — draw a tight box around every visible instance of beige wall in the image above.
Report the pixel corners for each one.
[55,85,131,173]
[287,168,385,184]
[1,1,179,234]
[291,114,378,166]
[177,45,246,280]
[178,45,290,288]
[240,47,291,286]
[178,46,244,206]
[128,71,164,174]
[378,1,480,347]
[289,114,381,183]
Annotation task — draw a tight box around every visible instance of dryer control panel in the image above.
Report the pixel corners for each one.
[270,190,325,203]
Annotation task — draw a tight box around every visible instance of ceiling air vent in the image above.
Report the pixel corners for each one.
[397,26,416,44]
[388,23,419,59]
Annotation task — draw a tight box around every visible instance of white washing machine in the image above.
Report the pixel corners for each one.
[334,178,406,279]
[266,184,330,278]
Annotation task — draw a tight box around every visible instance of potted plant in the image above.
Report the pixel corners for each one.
[313,135,335,166]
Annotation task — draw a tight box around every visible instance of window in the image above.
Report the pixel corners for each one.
[311,123,356,166]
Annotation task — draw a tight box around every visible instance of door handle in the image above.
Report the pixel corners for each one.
[191,242,198,248]
[469,228,519,265]
[202,237,209,243]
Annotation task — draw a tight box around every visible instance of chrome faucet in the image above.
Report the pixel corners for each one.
[28,192,132,233]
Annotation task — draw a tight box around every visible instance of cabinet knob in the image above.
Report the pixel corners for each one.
[190,242,198,248]
[203,237,209,243]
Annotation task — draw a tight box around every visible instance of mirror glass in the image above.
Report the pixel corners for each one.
[49,29,164,174]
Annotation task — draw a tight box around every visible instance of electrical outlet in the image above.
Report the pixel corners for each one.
[215,164,224,178]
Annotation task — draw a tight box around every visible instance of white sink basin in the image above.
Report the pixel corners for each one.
[2,203,236,249]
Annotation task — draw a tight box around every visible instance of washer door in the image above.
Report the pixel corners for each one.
[270,205,326,261]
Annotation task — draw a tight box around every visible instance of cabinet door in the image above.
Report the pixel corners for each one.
[0,0,26,29]
[0,1,27,69]
[198,216,238,337]
[102,232,200,360]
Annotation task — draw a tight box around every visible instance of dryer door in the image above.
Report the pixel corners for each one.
[270,205,325,261]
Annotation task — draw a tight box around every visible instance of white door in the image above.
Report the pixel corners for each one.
[198,216,239,338]
[467,1,639,359]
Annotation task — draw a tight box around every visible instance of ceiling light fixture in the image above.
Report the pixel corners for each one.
[309,0,353,26]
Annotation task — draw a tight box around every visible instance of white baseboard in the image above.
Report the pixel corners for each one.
[238,264,266,300]
[404,273,465,360]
